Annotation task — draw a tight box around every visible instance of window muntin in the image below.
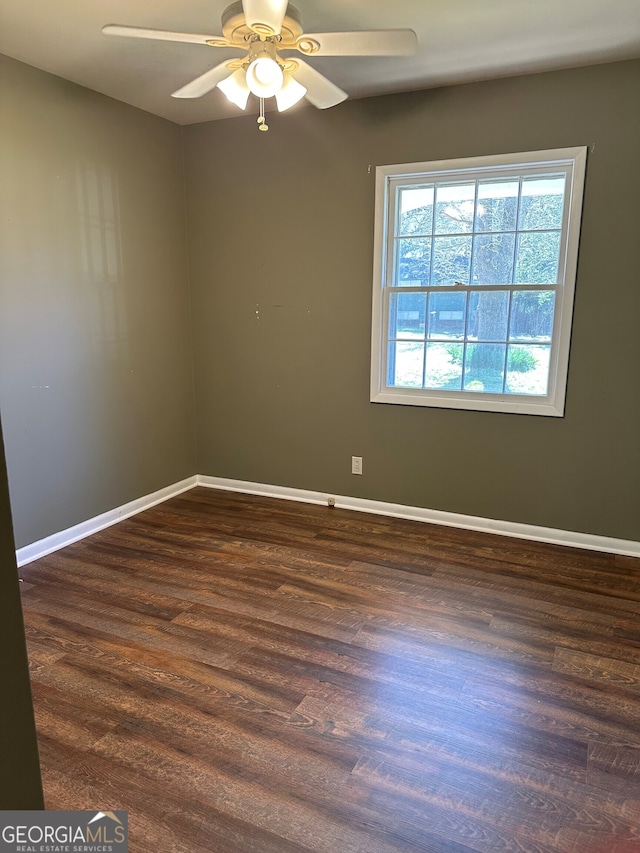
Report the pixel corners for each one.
[371,149,587,416]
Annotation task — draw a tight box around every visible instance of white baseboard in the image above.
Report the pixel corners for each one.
[197,475,640,559]
[17,473,640,566]
[16,476,198,567]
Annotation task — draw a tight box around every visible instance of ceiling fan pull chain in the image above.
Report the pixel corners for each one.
[257,96,269,131]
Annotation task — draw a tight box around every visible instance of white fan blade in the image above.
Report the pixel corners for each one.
[171,62,234,98]
[292,60,347,109]
[298,29,418,57]
[102,24,230,47]
[242,0,288,36]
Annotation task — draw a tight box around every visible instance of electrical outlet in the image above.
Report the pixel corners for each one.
[352,456,363,475]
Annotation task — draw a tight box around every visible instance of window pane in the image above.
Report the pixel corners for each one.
[434,183,475,234]
[427,292,467,339]
[387,341,424,387]
[509,290,555,341]
[471,233,516,285]
[398,186,434,236]
[515,232,561,284]
[475,179,518,232]
[389,292,427,340]
[374,151,584,414]
[468,291,508,342]
[425,342,463,390]
[396,237,431,286]
[518,175,565,231]
[463,344,506,393]
[505,345,551,395]
[432,235,472,286]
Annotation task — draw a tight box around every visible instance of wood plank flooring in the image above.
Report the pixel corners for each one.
[18,487,640,853]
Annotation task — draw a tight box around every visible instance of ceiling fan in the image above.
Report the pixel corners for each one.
[103,0,418,130]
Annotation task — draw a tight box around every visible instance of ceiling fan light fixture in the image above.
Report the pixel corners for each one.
[275,73,307,112]
[102,4,420,127]
[217,68,250,109]
[246,55,284,98]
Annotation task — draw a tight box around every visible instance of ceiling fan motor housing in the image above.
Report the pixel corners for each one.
[220,1,303,45]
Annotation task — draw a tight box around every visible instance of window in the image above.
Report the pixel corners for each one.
[370,148,587,416]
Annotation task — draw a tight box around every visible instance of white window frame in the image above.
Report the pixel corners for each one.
[370,147,587,416]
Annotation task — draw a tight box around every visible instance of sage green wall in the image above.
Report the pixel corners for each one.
[1,55,637,548]
[0,417,43,806]
[0,55,196,548]
[185,59,640,542]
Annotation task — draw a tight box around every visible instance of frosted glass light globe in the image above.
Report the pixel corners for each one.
[246,57,284,98]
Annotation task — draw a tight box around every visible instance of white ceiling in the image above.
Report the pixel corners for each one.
[1,0,639,125]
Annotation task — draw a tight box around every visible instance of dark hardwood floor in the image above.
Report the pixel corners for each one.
[18,487,640,853]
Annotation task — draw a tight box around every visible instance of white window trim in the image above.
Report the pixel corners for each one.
[370,147,587,416]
